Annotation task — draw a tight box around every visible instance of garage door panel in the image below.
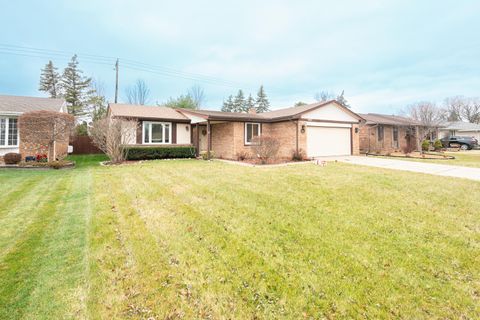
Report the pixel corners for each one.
[307,126,351,157]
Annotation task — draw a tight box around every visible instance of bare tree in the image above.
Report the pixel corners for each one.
[18,111,75,161]
[442,96,480,123]
[251,135,281,164]
[90,117,138,163]
[187,85,206,108]
[124,79,150,105]
[443,96,466,121]
[403,101,444,152]
[462,97,480,124]
[314,90,335,102]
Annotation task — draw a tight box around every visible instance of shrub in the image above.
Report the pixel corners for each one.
[3,153,21,164]
[433,139,443,151]
[402,143,416,154]
[200,150,215,160]
[252,135,280,164]
[292,149,306,161]
[124,146,196,160]
[236,151,250,161]
[421,140,430,151]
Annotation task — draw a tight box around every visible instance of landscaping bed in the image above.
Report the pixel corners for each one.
[0,160,75,170]
[0,153,75,169]
[368,151,455,160]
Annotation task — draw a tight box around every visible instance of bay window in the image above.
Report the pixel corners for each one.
[245,122,261,145]
[0,117,18,147]
[143,122,171,144]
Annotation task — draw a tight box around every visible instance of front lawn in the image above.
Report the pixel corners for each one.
[0,156,479,319]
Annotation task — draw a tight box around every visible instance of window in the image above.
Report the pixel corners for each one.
[392,126,399,148]
[0,117,19,147]
[377,125,384,142]
[245,122,261,145]
[143,122,171,144]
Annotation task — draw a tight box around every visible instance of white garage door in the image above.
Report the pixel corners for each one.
[307,126,351,157]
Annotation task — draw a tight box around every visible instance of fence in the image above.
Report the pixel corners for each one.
[70,136,103,154]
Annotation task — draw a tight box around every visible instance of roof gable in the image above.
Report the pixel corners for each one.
[301,102,360,122]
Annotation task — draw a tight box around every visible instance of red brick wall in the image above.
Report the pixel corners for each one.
[206,120,305,160]
[359,124,418,154]
[18,111,73,160]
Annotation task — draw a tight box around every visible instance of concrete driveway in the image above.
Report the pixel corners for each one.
[328,156,480,181]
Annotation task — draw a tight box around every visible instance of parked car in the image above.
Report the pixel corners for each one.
[440,136,479,150]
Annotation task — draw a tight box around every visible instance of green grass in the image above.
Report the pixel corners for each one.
[1,155,479,319]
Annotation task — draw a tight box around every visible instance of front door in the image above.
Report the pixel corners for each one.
[198,125,208,152]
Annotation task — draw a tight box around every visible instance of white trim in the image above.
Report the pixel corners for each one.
[0,116,19,148]
[142,121,172,144]
[305,121,352,128]
[244,122,261,145]
[0,111,23,116]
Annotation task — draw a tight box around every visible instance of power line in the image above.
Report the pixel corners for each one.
[0,43,251,89]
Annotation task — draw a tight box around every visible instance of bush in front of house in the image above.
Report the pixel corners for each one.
[433,139,443,151]
[292,149,307,161]
[252,135,281,164]
[124,146,196,160]
[200,150,215,160]
[421,139,430,151]
[3,153,22,164]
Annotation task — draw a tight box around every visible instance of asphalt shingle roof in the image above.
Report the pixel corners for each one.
[0,94,65,113]
[359,113,421,126]
[440,121,480,131]
[178,100,362,122]
[109,103,189,121]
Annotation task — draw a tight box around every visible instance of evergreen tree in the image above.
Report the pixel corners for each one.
[246,94,255,111]
[221,95,234,112]
[336,90,350,108]
[255,85,270,113]
[164,94,197,109]
[295,101,308,107]
[233,89,246,112]
[82,80,108,121]
[39,60,60,98]
[61,55,92,116]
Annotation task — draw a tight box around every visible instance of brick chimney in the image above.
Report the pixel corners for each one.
[248,108,257,114]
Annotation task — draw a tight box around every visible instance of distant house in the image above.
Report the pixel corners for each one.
[358,113,422,154]
[108,100,365,159]
[0,94,67,157]
[438,121,480,141]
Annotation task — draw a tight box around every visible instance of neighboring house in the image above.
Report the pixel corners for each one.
[0,94,67,157]
[108,100,365,159]
[358,113,422,154]
[438,121,480,141]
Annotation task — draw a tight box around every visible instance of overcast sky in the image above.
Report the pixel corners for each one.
[0,0,479,113]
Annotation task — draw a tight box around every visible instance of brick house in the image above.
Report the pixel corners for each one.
[108,100,365,159]
[358,113,422,154]
[0,94,68,158]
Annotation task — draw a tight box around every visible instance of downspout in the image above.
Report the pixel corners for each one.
[207,120,211,160]
[195,123,200,157]
[295,120,299,155]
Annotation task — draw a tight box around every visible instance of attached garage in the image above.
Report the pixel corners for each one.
[299,102,361,158]
[307,124,352,157]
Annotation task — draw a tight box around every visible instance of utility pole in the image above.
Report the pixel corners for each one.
[114,58,119,103]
